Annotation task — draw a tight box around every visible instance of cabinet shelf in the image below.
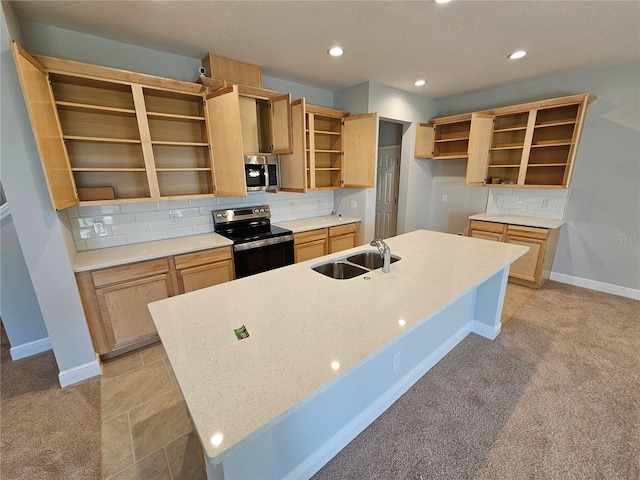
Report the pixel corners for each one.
[155,168,211,172]
[435,136,469,143]
[71,167,146,172]
[313,129,341,136]
[493,126,527,134]
[151,141,209,147]
[147,111,206,122]
[314,149,341,153]
[491,144,525,151]
[531,141,572,148]
[535,120,575,129]
[526,163,568,168]
[56,101,136,115]
[488,164,520,168]
[63,135,141,144]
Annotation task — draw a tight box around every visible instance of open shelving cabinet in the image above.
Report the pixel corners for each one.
[11,41,217,210]
[466,93,594,188]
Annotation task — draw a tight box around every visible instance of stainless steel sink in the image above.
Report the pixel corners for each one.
[312,250,401,279]
[347,251,401,270]
[312,261,369,280]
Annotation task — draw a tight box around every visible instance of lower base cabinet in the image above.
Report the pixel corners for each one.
[173,247,234,293]
[76,246,234,356]
[293,222,360,263]
[468,220,560,288]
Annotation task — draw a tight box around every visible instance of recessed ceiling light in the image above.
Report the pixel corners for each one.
[414,80,427,86]
[435,0,452,4]
[509,50,527,60]
[328,47,344,57]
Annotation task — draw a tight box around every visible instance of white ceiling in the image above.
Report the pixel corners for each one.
[9,0,640,98]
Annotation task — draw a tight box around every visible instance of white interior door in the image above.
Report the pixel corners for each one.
[375,145,401,239]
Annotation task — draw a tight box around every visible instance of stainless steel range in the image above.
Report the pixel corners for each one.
[213,205,294,278]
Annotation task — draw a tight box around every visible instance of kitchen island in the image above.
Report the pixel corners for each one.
[148,229,528,479]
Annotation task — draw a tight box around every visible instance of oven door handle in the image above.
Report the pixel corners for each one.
[234,234,294,252]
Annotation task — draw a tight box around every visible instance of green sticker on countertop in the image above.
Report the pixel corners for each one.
[234,325,249,340]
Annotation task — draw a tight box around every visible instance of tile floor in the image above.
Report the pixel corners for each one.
[100,284,534,478]
[101,343,206,479]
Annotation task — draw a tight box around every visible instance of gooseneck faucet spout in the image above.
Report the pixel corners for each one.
[370,239,391,273]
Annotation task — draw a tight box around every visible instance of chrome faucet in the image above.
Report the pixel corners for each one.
[370,239,391,273]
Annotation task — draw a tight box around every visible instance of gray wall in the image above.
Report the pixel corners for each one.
[1,6,97,375]
[1,210,48,346]
[379,121,402,147]
[438,61,640,290]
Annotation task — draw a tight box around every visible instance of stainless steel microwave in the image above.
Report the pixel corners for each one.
[244,155,280,193]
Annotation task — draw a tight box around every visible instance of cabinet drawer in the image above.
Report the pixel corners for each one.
[329,223,358,237]
[294,228,328,245]
[174,246,232,270]
[92,258,170,288]
[469,220,505,234]
[507,225,548,240]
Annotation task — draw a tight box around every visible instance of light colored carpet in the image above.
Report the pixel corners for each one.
[0,325,101,479]
[313,281,640,479]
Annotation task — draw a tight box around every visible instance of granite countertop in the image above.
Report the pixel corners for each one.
[72,233,233,272]
[469,213,565,229]
[274,215,361,233]
[72,215,362,272]
[148,229,528,465]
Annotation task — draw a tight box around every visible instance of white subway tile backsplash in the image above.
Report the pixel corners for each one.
[85,235,128,250]
[161,227,194,239]
[125,231,164,244]
[486,187,568,220]
[67,191,336,251]
[135,210,171,222]
[120,202,158,213]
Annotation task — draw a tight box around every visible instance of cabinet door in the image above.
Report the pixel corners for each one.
[506,236,545,283]
[96,273,173,351]
[342,113,377,188]
[470,230,503,242]
[279,99,307,192]
[294,240,327,263]
[269,93,292,154]
[10,41,78,210]
[178,260,234,293]
[414,123,435,158]
[205,86,247,196]
[329,223,359,253]
[465,113,495,185]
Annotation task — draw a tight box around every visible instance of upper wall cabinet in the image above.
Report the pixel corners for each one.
[414,93,595,189]
[466,94,595,188]
[279,99,377,192]
[11,41,227,210]
[415,113,495,171]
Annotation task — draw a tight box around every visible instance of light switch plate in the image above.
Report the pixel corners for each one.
[350,200,358,209]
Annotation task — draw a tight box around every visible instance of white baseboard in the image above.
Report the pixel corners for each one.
[58,359,101,388]
[10,337,52,360]
[550,272,640,301]
[471,320,501,340]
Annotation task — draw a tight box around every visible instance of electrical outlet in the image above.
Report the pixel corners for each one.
[170,214,179,225]
[290,201,297,212]
[393,352,400,371]
[350,200,358,209]
[93,222,106,236]
[492,194,499,206]
[442,194,448,202]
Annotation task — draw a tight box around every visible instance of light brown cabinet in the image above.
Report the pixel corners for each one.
[294,229,328,263]
[11,42,220,209]
[204,84,292,196]
[414,113,494,163]
[76,246,234,356]
[173,247,234,293]
[293,222,360,263]
[468,220,560,288]
[329,223,359,253]
[280,99,377,191]
[76,258,174,355]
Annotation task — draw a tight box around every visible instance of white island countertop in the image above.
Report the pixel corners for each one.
[72,233,232,272]
[148,229,527,469]
[469,213,565,229]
